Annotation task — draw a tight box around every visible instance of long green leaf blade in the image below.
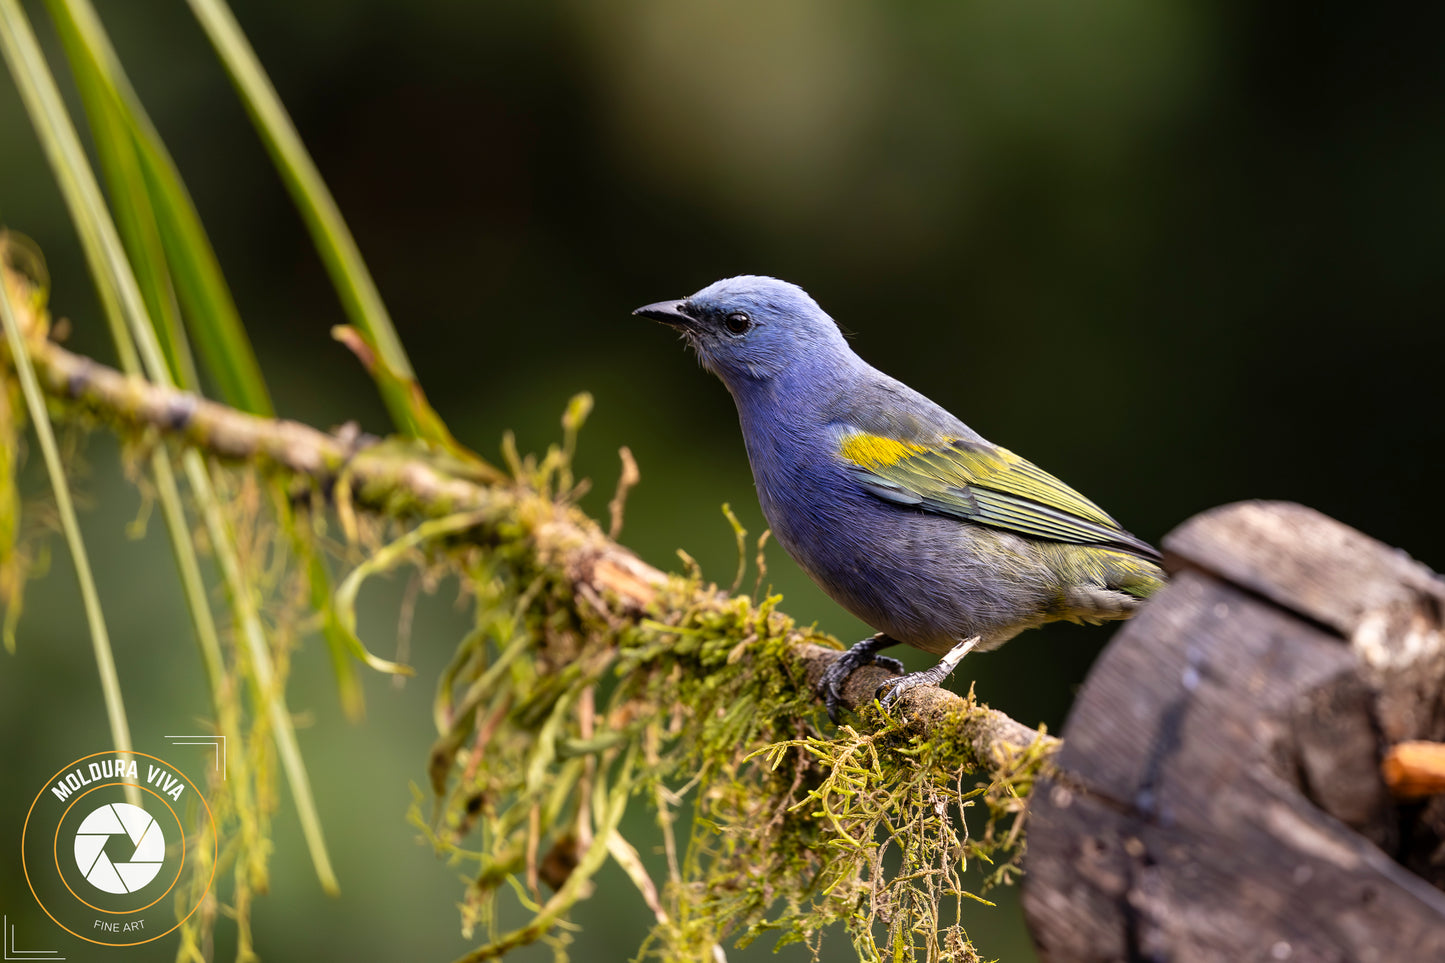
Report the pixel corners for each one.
[140,147,273,414]
[0,0,140,373]
[185,0,458,444]
[0,0,337,891]
[0,253,135,777]
[48,0,367,718]
[183,448,340,893]
[46,16,198,389]
[43,0,273,416]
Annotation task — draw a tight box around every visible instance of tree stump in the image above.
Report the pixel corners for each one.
[1022,502,1445,962]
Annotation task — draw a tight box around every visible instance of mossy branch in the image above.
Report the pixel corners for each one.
[2,278,1055,768]
[4,261,1056,960]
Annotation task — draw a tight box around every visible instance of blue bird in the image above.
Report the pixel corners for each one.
[635,276,1164,720]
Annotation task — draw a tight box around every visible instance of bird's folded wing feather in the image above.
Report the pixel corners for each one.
[836,430,1161,561]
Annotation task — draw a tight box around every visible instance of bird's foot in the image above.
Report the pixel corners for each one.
[817,633,905,723]
[874,637,980,713]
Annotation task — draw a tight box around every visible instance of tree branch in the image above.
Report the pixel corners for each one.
[2,265,1056,770]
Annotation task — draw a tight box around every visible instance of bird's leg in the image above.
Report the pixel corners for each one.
[817,633,906,722]
[874,636,980,712]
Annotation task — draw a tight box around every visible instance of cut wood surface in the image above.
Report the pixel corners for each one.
[1023,501,1445,962]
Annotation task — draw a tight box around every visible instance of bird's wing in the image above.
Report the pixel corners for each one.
[836,428,1161,562]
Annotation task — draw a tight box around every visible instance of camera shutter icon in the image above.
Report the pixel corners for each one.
[73,803,166,894]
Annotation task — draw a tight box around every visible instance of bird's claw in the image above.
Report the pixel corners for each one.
[874,673,928,711]
[874,655,906,675]
[872,636,981,716]
[816,635,904,723]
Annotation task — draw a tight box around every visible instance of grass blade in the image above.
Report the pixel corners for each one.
[0,0,337,890]
[43,0,272,416]
[45,0,363,716]
[45,5,197,389]
[148,449,266,887]
[0,253,135,777]
[0,0,141,372]
[183,448,340,893]
[184,0,463,446]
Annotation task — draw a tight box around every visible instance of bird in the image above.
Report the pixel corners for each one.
[634,276,1165,721]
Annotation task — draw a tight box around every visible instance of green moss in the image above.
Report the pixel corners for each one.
[0,344,1045,961]
[408,399,1043,962]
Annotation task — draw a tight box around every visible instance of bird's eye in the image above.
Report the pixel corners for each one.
[724,312,752,335]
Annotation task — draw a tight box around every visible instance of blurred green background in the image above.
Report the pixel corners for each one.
[2,0,1443,959]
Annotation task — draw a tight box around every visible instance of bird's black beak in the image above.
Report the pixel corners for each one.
[633,300,694,329]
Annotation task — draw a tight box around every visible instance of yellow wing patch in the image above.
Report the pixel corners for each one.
[837,433,934,469]
[836,429,1159,560]
[838,431,1122,530]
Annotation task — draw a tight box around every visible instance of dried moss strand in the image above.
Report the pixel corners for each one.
[455,747,637,963]
[0,249,136,789]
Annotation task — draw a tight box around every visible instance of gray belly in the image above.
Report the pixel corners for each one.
[765,498,1058,655]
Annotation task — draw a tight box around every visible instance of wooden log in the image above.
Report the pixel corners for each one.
[1022,502,1445,962]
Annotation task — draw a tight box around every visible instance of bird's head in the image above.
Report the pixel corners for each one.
[634,276,849,388]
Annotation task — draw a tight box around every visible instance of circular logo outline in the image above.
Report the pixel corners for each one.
[22,750,217,947]
[53,783,185,914]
